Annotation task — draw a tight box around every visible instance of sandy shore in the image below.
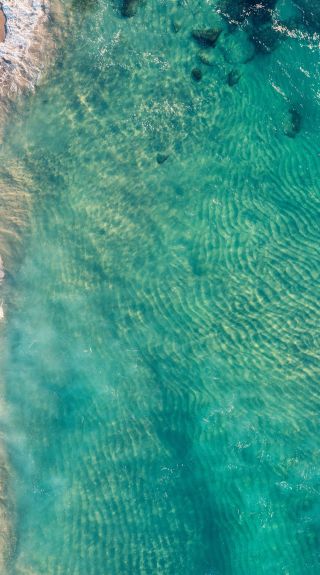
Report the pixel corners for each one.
[0,5,6,43]
[0,1,52,101]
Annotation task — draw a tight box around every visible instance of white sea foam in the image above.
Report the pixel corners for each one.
[0,1,51,98]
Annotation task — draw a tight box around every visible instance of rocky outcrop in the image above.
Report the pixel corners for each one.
[197,50,216,66]
[191,67,202,82]
[285,107,302,138]
[227,68,241,86]
[121,0,141,17]
[192,28,222,48]
[218,0,278,56]
[219,0,277,26]
[156,153,169,165]
[250,22,279,53]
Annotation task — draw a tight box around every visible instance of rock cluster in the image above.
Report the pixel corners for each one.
[156,152,169,165]
[190,28,223,81]
[285,107,301,138]
[219,0,277,26]
[219,0,279,54]
[121,0,141,17]
[191,67,202,82]
[192,28,222,48]
[227,68,241,86]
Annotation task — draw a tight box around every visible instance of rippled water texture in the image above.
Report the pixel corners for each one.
[2,0,320,573]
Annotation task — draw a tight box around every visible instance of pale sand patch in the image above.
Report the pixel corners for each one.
[0,6,6,43]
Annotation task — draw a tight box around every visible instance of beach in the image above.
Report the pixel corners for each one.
[0,1,52,107]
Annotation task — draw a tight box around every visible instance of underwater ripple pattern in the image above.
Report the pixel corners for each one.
[2,0,320,574]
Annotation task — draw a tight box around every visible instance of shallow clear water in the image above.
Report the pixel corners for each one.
[1,0,320,573]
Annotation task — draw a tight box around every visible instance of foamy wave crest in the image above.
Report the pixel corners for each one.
[0,1,51,99]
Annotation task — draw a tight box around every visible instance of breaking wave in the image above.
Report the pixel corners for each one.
[0,1,50,101]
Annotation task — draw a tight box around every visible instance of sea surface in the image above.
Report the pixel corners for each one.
[1,0,320,573]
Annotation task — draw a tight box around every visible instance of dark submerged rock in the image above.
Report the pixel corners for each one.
[172,19,181,33]
[219,0,276,26]
[220,29,255,64]
[156,153,169,165]
[250,23,279,53]
[121,0,141,17]
[219,0,279,57]
[227,68,241,86]
[192,28,222,48]
[285,108,302,138]
[198,51,215,66]
[191,67,202,82]
[251,0,277,25]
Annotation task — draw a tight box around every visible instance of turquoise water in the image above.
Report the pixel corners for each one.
[2,0,320,573]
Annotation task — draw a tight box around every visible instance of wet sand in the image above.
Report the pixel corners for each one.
[0,6,5,43]
[0,1,52,103]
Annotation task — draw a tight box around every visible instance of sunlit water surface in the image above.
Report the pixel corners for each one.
[1,0,320,573]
